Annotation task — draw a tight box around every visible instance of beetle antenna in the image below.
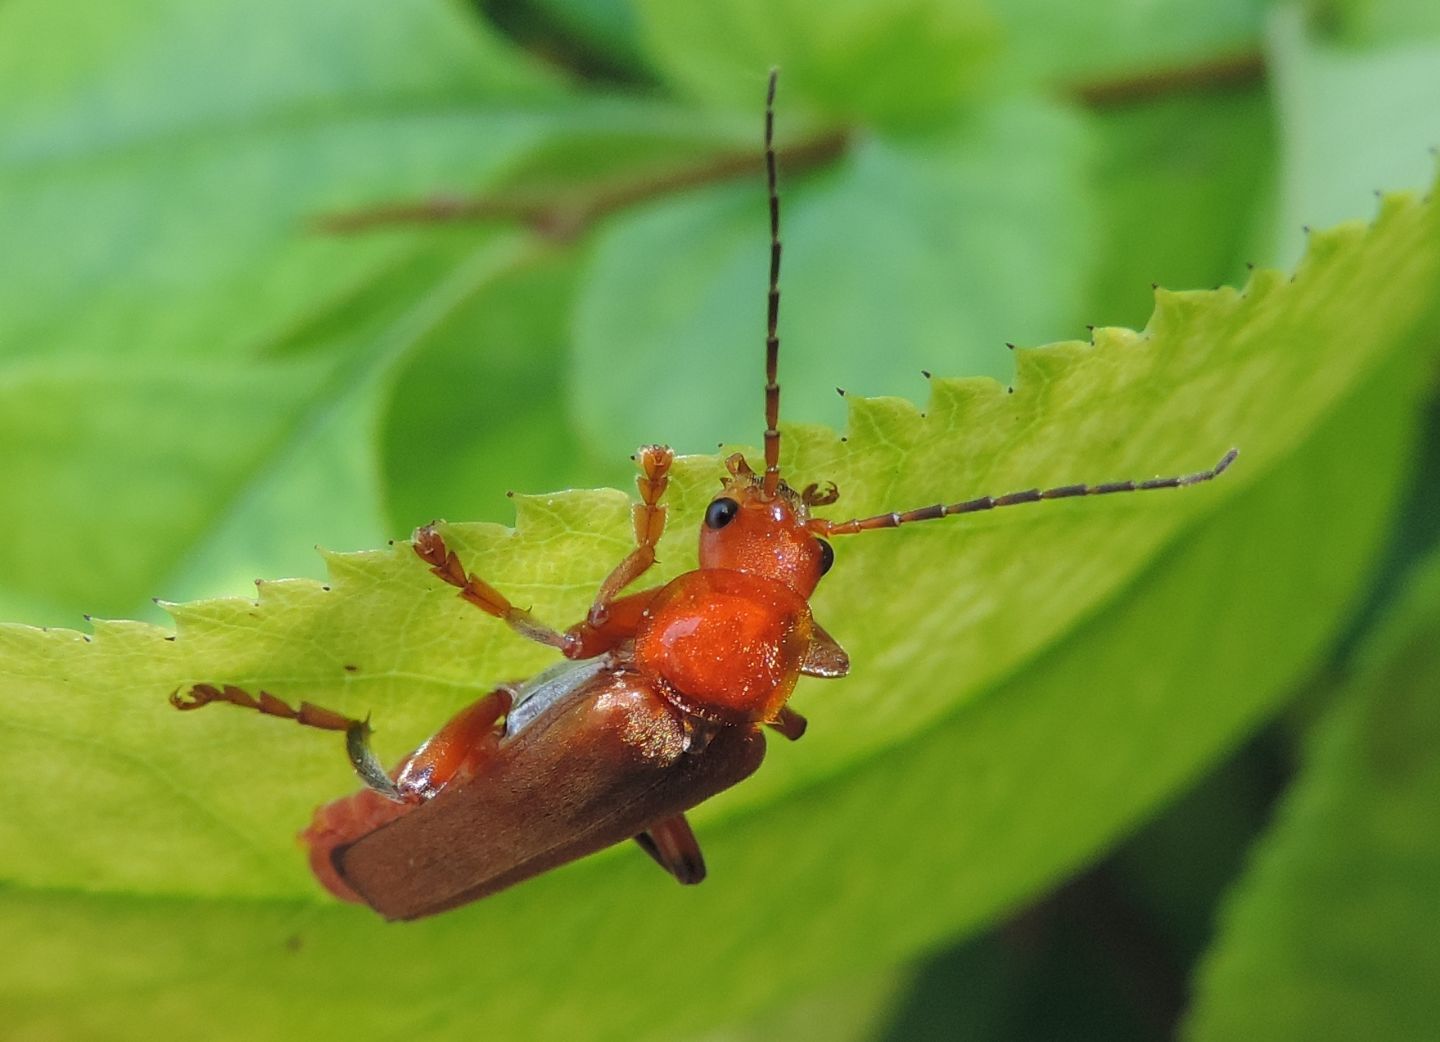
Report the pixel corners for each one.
[809,449,1239,535]
[762,67,783,498]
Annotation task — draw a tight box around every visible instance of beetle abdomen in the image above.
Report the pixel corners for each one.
[334,665,765,920]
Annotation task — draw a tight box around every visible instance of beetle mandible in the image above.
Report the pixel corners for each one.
[172,70,1237,920]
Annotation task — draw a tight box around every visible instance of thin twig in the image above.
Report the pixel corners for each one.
[313,130,849,240]
[1072,50,1266,108]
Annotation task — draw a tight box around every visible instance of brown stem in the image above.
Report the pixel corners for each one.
[1071,49,1266,108]
[314,130,849,240]
[314,49,1264,239]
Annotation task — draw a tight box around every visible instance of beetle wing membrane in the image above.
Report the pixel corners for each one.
[502,654,617,738]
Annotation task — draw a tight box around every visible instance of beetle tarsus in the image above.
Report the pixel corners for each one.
[171,683,358,733]
[412,524,569,651]
[585,444,675,625]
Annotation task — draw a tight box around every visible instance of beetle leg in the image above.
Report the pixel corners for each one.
[634,814,707,885]
[171,683,406,801]
[584,444,674,627]
[413,525,570,652]
[392,687,513,800]
[417,522,665,660]
[173,683,511,806]
[765,705,807,741]
[415,446,671,656]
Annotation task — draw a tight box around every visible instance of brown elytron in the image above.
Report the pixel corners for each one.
[172,69,1236,919]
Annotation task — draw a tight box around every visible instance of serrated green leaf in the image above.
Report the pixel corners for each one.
[699,968,910,1042]
[1184,550,1440,1041]
[1,177,1438,1040]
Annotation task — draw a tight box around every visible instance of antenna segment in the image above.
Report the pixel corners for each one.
[762,68,783,497]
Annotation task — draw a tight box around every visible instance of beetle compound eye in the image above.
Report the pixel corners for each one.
[705,498,740,530]
[816,538,834,576]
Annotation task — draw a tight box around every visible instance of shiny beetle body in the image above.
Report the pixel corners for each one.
[310,657,764,920]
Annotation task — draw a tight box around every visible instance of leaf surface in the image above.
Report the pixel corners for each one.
[1185,549,1440,1041]
[2,184,1438,1039]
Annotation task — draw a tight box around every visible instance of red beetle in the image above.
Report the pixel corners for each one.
[173,70,1236,920]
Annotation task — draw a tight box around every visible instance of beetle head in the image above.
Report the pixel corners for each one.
[698,453,834,598]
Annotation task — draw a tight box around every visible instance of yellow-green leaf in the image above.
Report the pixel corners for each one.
[1,181,1437,1038]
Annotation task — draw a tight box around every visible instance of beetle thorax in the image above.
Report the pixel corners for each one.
[634,569,814,725]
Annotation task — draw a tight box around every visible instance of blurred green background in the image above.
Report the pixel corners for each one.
[2,0,1439,1039]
